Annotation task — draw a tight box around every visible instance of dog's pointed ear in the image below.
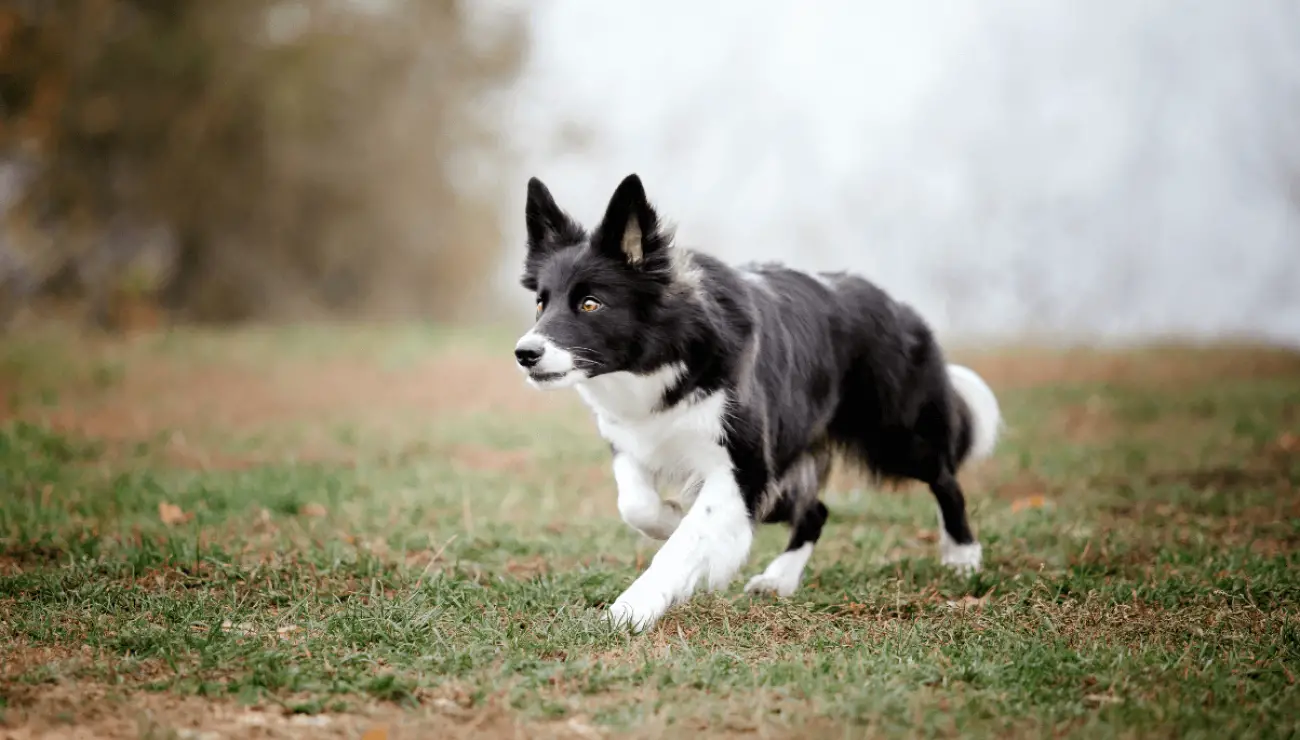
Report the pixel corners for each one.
[525,177,581,253]
[594,174,666,267]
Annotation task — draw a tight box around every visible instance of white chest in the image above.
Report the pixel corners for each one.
[595,394,729,481]
[575,365,730,485]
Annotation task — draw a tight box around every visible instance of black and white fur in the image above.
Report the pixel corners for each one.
[514,174,1001,632]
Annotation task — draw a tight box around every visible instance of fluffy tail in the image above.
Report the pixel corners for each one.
[947,364,1001,463]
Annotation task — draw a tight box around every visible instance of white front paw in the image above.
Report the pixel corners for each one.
[605,589,670,633]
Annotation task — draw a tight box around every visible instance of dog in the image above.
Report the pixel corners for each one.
[513,174,1001,632]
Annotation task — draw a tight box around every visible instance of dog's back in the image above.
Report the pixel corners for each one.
[723,262,997,483]
[721,260,1001,577]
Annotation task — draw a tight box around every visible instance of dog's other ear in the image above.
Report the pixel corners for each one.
[593,174,668,267]
[522,177,584,291]
[525,177,582,253]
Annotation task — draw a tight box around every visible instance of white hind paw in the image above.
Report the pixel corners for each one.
[940,540,983,574]
[744,572,798,597]
[744,543,814,598]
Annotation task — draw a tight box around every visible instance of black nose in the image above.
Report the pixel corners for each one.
[515,345,544,368]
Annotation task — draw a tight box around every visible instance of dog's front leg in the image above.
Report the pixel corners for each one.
[606,464,754,632]
[613,454,682,541]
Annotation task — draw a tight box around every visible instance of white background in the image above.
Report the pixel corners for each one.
[494,1,1300,346]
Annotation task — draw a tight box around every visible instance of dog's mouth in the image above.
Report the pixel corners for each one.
[528,370,567,383]
[525,369,581,389]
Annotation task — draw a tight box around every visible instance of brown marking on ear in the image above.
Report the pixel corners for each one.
[621,216,643,265]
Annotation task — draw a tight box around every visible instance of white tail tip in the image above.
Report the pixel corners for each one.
[947,364,1001,462]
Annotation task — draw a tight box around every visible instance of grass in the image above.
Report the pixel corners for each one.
[1,324,1298,738]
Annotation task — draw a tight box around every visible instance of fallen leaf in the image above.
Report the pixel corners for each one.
[567,717,604,740]
[1011,494,1048,513]
[432,697,472,718]
[300,502,329,518]
[221,620,257,636]
[276,624,300,637]
[237,712,270,727]
[946,595,988,609]
[361,725,390,740]
[158,501,194,526]
[252,507,278,534]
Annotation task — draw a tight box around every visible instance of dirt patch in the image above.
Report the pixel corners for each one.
[970,468,1058,503]
[0,681,577,740]
[1143,466,1293,492]
[503,555,551,579]
[33,353,563,443]
[4,339,590,471]
[955,345,1300,390]
[152,437,538,474]
[449,446,535,475]
[1055,396,1117,444]
[0,679,818,740]
[0,556,28,576]
[0,645,88,684]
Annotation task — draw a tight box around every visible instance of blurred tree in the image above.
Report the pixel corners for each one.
[0,0,527,328]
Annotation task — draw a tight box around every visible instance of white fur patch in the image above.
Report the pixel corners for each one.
[744,542,814,597]
[607,464,753,632]
[814,272,841,290]
[514,330,586,389]
[613,454,682,541]
[670,248,704,292]
[947,364,1001,461]
[577,364,753,632]
[940,537,983,574]
[577,364,729,487]
[575,363,684,421]
[937,505,983,574]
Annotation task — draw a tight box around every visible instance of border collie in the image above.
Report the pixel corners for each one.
[513,174,1001,632]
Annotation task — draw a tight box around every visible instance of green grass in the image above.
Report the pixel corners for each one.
[1,327,1298,738]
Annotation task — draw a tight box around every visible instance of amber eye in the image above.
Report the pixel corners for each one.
[579,297,602,313]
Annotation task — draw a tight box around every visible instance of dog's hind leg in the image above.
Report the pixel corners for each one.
[931,471,982,574]
[889,431,984,574]
[745,452,831,597]
[744,500,827,597]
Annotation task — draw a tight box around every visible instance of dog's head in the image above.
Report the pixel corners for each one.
[514,174,688,389]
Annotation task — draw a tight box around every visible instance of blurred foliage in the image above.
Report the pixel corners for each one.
[0,0,527,328]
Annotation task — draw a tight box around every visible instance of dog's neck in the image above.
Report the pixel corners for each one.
[574,362,688,423]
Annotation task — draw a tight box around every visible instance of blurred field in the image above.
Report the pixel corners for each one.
[1,325,1299,738]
